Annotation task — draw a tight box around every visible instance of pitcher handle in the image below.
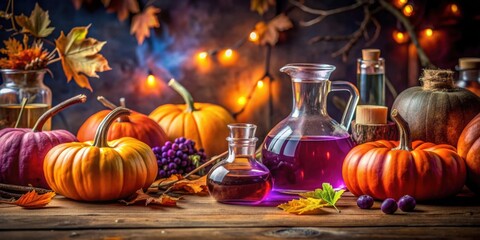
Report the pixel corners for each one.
[330,81,359,130]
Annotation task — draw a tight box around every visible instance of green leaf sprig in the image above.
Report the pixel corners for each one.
[278,183,345,215]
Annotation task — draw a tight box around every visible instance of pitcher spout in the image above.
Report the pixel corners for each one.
[280,63,336,81]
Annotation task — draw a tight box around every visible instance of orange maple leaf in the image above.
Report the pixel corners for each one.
[130,6,161,45]
[253,13,293,46]
[103,0,140,21]
[172,175,208,195]
[120,189,179,207]
[0,190,56,209]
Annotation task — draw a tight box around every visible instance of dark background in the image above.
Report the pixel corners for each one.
[1,0,479,141]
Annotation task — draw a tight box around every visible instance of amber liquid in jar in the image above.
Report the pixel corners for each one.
[0,104,50,130]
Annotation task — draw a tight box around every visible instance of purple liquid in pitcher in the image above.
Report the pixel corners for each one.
[262,135,355,192]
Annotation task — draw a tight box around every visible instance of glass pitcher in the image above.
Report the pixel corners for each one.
[262,63,359,193]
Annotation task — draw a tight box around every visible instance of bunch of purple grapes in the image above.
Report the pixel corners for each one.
[152,137,207,179]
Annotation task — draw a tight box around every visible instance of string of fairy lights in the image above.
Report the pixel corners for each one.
[145,0,464,118]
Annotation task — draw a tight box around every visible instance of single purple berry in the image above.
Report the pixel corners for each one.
[167,150,175,157]
[398,195,416,212]
[357,195,374,209]
[165,141,172,147]
[172,143,179,150]
[381,198,398,214]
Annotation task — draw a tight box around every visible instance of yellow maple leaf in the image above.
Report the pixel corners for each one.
[15,3,54,38]
[254,14,293,46]
[278,198,328,215]
[251,0,276,15]
[102,0,140,21]
[130,6,161,45]
[55,25,111,91]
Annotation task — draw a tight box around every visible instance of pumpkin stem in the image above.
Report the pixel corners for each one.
[32,95,87,132]
[421,69,455,90]
[391,109,412,151]
[14,98,28,128]
[168,78,196,112]
[93,107,131,148]
[97,96,130,122]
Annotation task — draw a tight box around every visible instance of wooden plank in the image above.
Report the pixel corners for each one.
[1,192,480,230]
[1,227,480,240]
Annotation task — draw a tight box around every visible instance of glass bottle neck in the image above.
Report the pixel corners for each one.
[1,70,46,88]
[227,138,257,161]
[291,80,329,117]
[459,69,480,82]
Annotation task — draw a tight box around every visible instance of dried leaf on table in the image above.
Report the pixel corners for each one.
[55,25,111,91]
[120,189,179,207]
[254,14,293,46]
[278,198,328,215]
[171,175,208,195]
[130,6,161,45]
[251,0,275,15]
[15,3,54,38]
[0,190,56,209]
[102,0,140,21]
[300,183,345,213]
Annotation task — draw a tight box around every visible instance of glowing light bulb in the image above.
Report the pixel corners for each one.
[198,51,208,60]
[257,80,264,89]
[403,4,414,16]
[249,31,258,42]
[237,96,247,106]
[393,30,409,44]
[424,28,433,37]
[146,74,156,87]
[450,4,458,13]
[224,49,233,58]
[394,0,408,8]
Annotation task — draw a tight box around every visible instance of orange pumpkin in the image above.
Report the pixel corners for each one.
[342,109,466,201]
[44,107,158,202]
[458,113,480,194]
[149,79,235,157]
[77,96,168,148]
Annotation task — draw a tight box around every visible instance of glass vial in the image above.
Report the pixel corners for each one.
[357,49,385,106]
[456,58,480,96]
[0,69,52,130]
[207,123,272,205]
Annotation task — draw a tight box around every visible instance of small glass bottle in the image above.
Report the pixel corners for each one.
[207,123,272,204]
[456,57,480,96]
[0,69,52,130]
[357,49,385,106]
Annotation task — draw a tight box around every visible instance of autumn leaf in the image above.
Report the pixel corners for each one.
[130,6,161,45]
[278,198,328,215]
[171,175,208,195]
[0,38,23,55]
[15,3,54,38]
[102,0,140,21]
[0,190,56,209]
[55,25,111,91]
[251,0,275,15]
[71,0,97,10]
[253,14,293,46]
[120,189,179,207]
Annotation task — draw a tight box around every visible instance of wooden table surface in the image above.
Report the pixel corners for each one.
[1,190,480,239]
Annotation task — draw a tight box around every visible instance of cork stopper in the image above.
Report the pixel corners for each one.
[362,49,381,61]
[356,105,388,124]
[458,58,480,70]
[421,69,455,90]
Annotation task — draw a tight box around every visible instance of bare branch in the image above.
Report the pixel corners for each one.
[289,0,367,16]
[331,6,371,60]
[365,17,381,46]
[378,0,433,67]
